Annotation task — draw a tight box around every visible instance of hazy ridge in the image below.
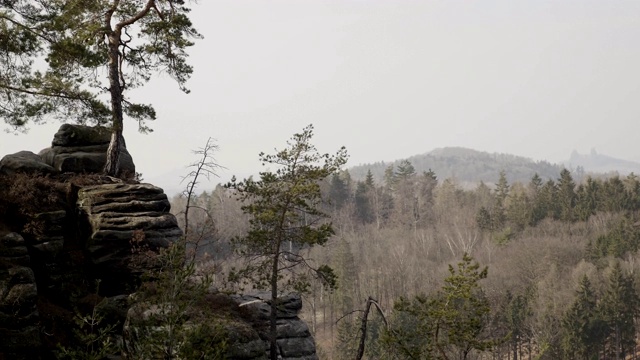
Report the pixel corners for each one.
[348,147,640,186]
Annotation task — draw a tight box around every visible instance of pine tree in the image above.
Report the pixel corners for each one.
[226,124,347,360]
[528,173,547,226]
[365,169,376,188]
[395,160,417,181]
[488,171,509,230]
[437,254,494,359]
[557,169,577,222]
[562,275,604,360]
[354,181,374,224]
[506,186,531,232]
[392,160,419,229]
[600,262,639,360]
[624,173,640,211]
[575,177,600,222]
[601,177,628,213]
[384,165,396,190]
[495,170,510,206]
[1,1,201,176]
[503,290,532,360]
[536,179,559,220]
[385,254,496,360]
[329,172,350,210]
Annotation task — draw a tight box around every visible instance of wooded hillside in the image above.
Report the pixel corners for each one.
[173,159,640,359]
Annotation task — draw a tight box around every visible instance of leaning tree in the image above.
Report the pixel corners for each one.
[0,0,201,176]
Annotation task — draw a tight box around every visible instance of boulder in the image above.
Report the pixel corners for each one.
[52,123,111,146]
[0,151,58,176]
[40,124,135,175]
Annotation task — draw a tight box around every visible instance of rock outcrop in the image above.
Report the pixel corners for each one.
[0,175,181,358]
[39,124,135,175]
[229,293,319,360]
[77,183,182,295]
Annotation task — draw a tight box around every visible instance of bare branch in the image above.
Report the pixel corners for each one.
[181,137,223,237]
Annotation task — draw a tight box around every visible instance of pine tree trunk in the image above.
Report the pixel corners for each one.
[270,251,279,360]
[104,32,124,177]
[105,131,123,177]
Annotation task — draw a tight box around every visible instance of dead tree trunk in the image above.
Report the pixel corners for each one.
[356,297,387,360]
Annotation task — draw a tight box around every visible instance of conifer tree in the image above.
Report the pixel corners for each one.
[601,176,628,213]
[384,164,396,190]
[624,173,640,211]
[384,254,495,360]
[227,124,348,360]
[395,160,417,180]
[557,169,577,222]
[354,181,374,224]
[506,186,531,232]
[503,290,532,360]
[562,275,604,360]
[575,177,600,222]
[528,173,547,226]
[365,169,375,188]
[536,179,559,220]
[437,253,494,359]
[600,262,639,360]
[495,170,510,205]
[328,173,350,210]
[1,0,200,176]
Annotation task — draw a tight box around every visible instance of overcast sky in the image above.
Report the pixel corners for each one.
[2,0,640,193]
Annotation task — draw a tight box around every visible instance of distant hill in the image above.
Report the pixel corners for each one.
[348,147,565,187]
[565,149,640,175]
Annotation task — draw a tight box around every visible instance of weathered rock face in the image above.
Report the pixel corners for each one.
[0,177,181,359]
[0,232,41,360]
[27,210,68,301]
[229,293,319,360]
[77,183,182,296]
[39,124,135,175]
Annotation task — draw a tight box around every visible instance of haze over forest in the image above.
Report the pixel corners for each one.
[155,146,640,196]
[3,0,640,359]
[173,130,640,358]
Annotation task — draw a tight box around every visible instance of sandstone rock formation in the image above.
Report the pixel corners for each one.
[230,293,319,360]
[77,183,182,295]
[39,124,135,175]
[0,232,41,360]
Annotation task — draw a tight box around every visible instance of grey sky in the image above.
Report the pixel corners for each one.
[2,0,640,193]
